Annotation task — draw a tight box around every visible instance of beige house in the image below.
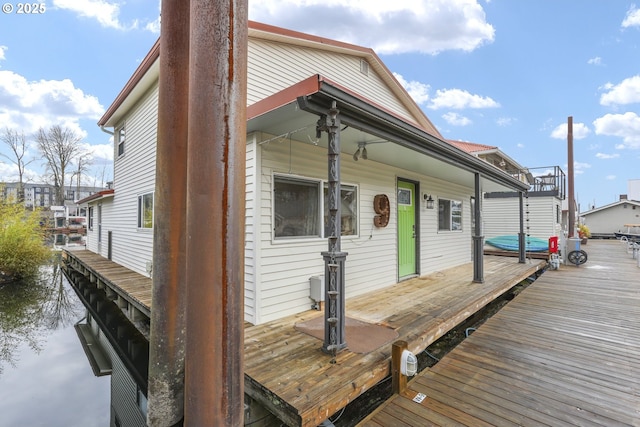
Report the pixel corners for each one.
[82,21,528,325]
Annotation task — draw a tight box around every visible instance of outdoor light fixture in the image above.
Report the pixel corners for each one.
[423,194,435,209]
[353,143,367,161]
[352,140,386,161]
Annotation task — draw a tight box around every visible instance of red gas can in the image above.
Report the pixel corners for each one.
[548,236,559,254]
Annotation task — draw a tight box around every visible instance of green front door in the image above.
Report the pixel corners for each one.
[397,180,417,278]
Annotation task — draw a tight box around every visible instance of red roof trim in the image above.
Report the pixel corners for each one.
[76,189,115,205]
[247,76,322,120]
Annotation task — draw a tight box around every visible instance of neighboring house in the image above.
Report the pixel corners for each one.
[81,21,529,325]
[449,140,566,240]
[580,197,640,237]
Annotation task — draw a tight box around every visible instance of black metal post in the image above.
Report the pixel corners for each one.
[518,192,526,263]
[472,172,484,283]
[318,102,347,355]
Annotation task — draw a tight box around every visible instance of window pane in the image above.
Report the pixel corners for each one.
[274,177,320,238]
[143,194,153,228]
[451,200,462,230]
[138,193,153,229]
[438,199,451,231]
[324,184,357,236]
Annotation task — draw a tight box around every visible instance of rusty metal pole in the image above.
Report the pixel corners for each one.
[148,1,190,425]
[568,116,575,237]
[184,1,248,425]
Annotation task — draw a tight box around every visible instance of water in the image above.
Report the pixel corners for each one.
[0,258,111,427]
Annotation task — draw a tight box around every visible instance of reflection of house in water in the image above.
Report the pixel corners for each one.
[66,267,148,427]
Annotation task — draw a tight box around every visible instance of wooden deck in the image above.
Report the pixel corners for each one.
[62,249,545,427]
[63,250,152,316]
[245,256,544,426]
[359,239,640,426]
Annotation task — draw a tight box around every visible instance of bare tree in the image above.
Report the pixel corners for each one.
[0,128,36,202]
[35,126,84,205]
[70,152,93,194]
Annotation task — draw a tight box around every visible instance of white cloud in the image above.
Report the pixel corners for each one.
[497,117,514,127]
[595,152,620,159]
[0,46,6,62]
[248,0,495,55]
[587,56,602,66]
[52,0,131,30]
[393,73,431,105]
[593,112,640,149]
[622,4,640,28]
[428,88,499,110]
[600,75,640,106]
[81,142,113,163]
[606,175,616,180]
[442,112,472,126]
[573,161,591,175]
[550,122,590,140]
[517,143,524,148]
[0,70,104,134]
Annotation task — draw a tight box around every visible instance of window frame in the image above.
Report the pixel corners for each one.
[88,206,94,231]
[116,124,126,158]
[272,174,359,241]
[137,192,154,230]
[438,198,463,232]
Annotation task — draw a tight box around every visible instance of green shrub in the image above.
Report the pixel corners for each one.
[0,203,51,280]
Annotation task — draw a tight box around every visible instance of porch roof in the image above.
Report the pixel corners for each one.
[247,75,529,194]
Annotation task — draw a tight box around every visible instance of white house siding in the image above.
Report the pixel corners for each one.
[255,137,474,323]
[247,39,416,124]
[84,198,114,258]
[109,85,159,276]
[483,195,561,240]
[582,203,640,234]
[244,134,259,324]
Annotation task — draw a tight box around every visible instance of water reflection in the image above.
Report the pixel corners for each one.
[0,256,83,374]
[0,255,111,426]
[64,259,149,427]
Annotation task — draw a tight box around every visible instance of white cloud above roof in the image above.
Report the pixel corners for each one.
[622,4,640,28]
[428,88,499,110]
[249,0,495,54]
[0,70,103,134]
[550,122,590,140]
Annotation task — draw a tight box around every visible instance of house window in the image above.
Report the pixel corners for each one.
[438,198,462,231]
[88,206,94,230]
[117,126,125,157]
[274,176,359,239]
[324,184,358,237]
[274,176,321,238]
[137,192,154,229]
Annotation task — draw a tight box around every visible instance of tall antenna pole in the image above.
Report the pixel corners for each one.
[567,116,575,237]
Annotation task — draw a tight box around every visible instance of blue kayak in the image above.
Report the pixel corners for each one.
[485,235,549,252]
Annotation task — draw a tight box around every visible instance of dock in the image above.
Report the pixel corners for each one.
[62,249,545,426]
[359,239,640,426]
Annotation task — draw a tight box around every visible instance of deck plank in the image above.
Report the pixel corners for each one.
[63,248,545,427]
[360,240,640,426]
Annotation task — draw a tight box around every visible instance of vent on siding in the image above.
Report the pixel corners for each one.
[360,59,369,76]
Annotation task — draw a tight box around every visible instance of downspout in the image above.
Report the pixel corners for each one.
[99,125,114,136]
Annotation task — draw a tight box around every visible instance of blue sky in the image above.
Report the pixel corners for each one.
[1,1,639,209]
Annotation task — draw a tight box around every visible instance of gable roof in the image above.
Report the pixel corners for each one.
[76,189,115,205]
[98,21,442,139]
[581,199,640,216]
[448,139,497,153]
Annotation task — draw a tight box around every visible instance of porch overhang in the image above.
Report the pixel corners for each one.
[246,75,528,194]
[296,80,528,193]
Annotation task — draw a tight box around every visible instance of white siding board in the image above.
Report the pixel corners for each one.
[248,39,415,123]
[256,137,474,323]
[484,196,561,240]
[109,84,158,276]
